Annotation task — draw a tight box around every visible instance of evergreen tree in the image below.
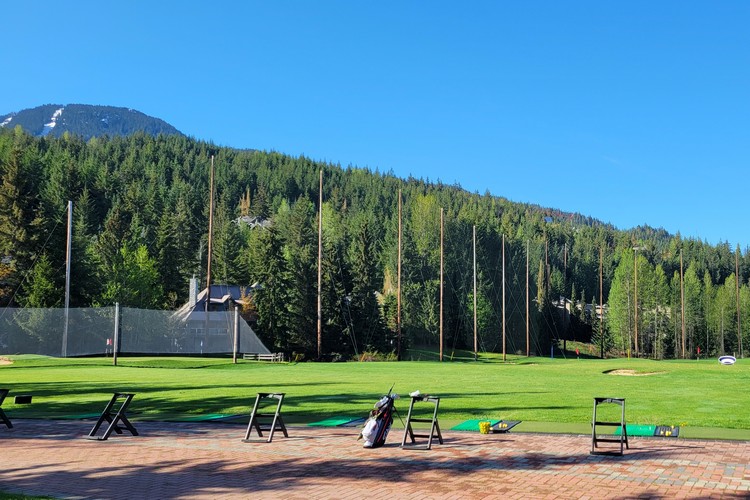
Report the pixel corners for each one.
[18,253,61,308]
[0,140,45,303]
[247,223,288,352]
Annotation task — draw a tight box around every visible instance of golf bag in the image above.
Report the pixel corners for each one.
[361,393,397,448]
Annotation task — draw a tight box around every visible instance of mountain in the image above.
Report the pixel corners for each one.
[0,104,182,140]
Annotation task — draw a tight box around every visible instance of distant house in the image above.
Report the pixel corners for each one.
[172,279,269,354]
[233,215,271,229]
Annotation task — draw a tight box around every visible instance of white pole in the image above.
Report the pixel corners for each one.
[62,200,72,357]
[113,302,120,366]
[233,306,239,364]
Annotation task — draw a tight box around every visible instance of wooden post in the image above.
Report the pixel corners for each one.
[473,225,477,361]
[317,169,323,360]
[526,239,530,357]
[599,247,604,359]
[62,200,72,358]
[736,247,743,358]
[204,155,215,350]
[439,207,444,362]
[680,249,686,359]
[634,247,639,357]
[206,156,215,310]
[502,233,506,362]
[397,189,402,361]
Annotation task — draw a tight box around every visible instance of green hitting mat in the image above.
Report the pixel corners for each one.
[308,416,366,427]
[614,424,680,437]
[451,419,501,431]
[174,413,242,422]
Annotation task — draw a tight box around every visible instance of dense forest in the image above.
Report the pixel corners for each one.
[0,126,747,360]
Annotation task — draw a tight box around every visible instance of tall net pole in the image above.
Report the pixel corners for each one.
[317,169,323,360]
[62,200,72,358]
[397,189,402,361]
[473,225,478,361]
[502,233,506,362]
[736,247,743,358]
[439,207,444,362]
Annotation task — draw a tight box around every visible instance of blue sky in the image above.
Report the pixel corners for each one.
[3,2,749,246]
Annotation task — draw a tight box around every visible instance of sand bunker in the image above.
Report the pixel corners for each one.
[0,357,13,366]
[607,369,665,376]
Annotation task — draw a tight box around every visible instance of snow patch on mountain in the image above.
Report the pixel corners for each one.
[41,107,65,136]
[0,115,13,128]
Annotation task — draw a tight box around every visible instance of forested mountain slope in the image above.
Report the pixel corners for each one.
[0,127,746,360]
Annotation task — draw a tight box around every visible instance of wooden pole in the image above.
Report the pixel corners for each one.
[473,225,478,361]
[439,207,444,362]
[599,247,604,359]
[204,155,215,350]
[62,200,72,358]
[634,248,639,357]
[317,169,323,360]
[545,238,549,292]
[736,247,743,358]
[563,242,567,294]
[502,233,506,362]
[680,249,686,359]
[526,239,530,357]
[205,156,215,311]
[397,189,402,361]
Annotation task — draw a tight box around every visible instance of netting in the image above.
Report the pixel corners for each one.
[0,307,270,357]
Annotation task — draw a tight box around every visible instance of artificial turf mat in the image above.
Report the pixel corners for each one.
[308,416,365,427]
[175,413,241,422]
[614,424,680,437]
[451,419,501,431]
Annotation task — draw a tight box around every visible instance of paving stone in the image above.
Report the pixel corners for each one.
[1,420,749,498]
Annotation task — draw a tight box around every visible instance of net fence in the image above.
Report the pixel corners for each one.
[0,307,270,357]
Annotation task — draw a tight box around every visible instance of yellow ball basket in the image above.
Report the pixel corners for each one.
[479,421,491,434]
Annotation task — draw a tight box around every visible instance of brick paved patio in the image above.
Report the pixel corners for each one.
[2,420,749,499]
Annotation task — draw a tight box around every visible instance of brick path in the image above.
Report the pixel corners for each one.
[2,420,749,499]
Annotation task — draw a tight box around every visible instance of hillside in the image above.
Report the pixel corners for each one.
[0,104,182,139]
[0,126,746,362]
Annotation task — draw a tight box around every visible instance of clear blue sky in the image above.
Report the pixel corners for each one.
[3,2,749,246]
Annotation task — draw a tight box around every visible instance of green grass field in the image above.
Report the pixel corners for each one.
[2,352,748,439]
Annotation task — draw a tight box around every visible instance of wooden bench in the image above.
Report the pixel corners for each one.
[243,353,285,362]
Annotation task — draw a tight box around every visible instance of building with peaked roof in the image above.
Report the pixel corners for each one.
[172,279,270,354]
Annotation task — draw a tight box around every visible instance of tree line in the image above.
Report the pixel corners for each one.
[0,126,746,360]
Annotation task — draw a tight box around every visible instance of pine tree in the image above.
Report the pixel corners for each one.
[0,142,45,302]
[18,253,61,308]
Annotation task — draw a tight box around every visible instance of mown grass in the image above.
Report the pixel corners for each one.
[1,353,748,437]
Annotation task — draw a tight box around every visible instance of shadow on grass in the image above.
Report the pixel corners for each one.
[3,379,576,424]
